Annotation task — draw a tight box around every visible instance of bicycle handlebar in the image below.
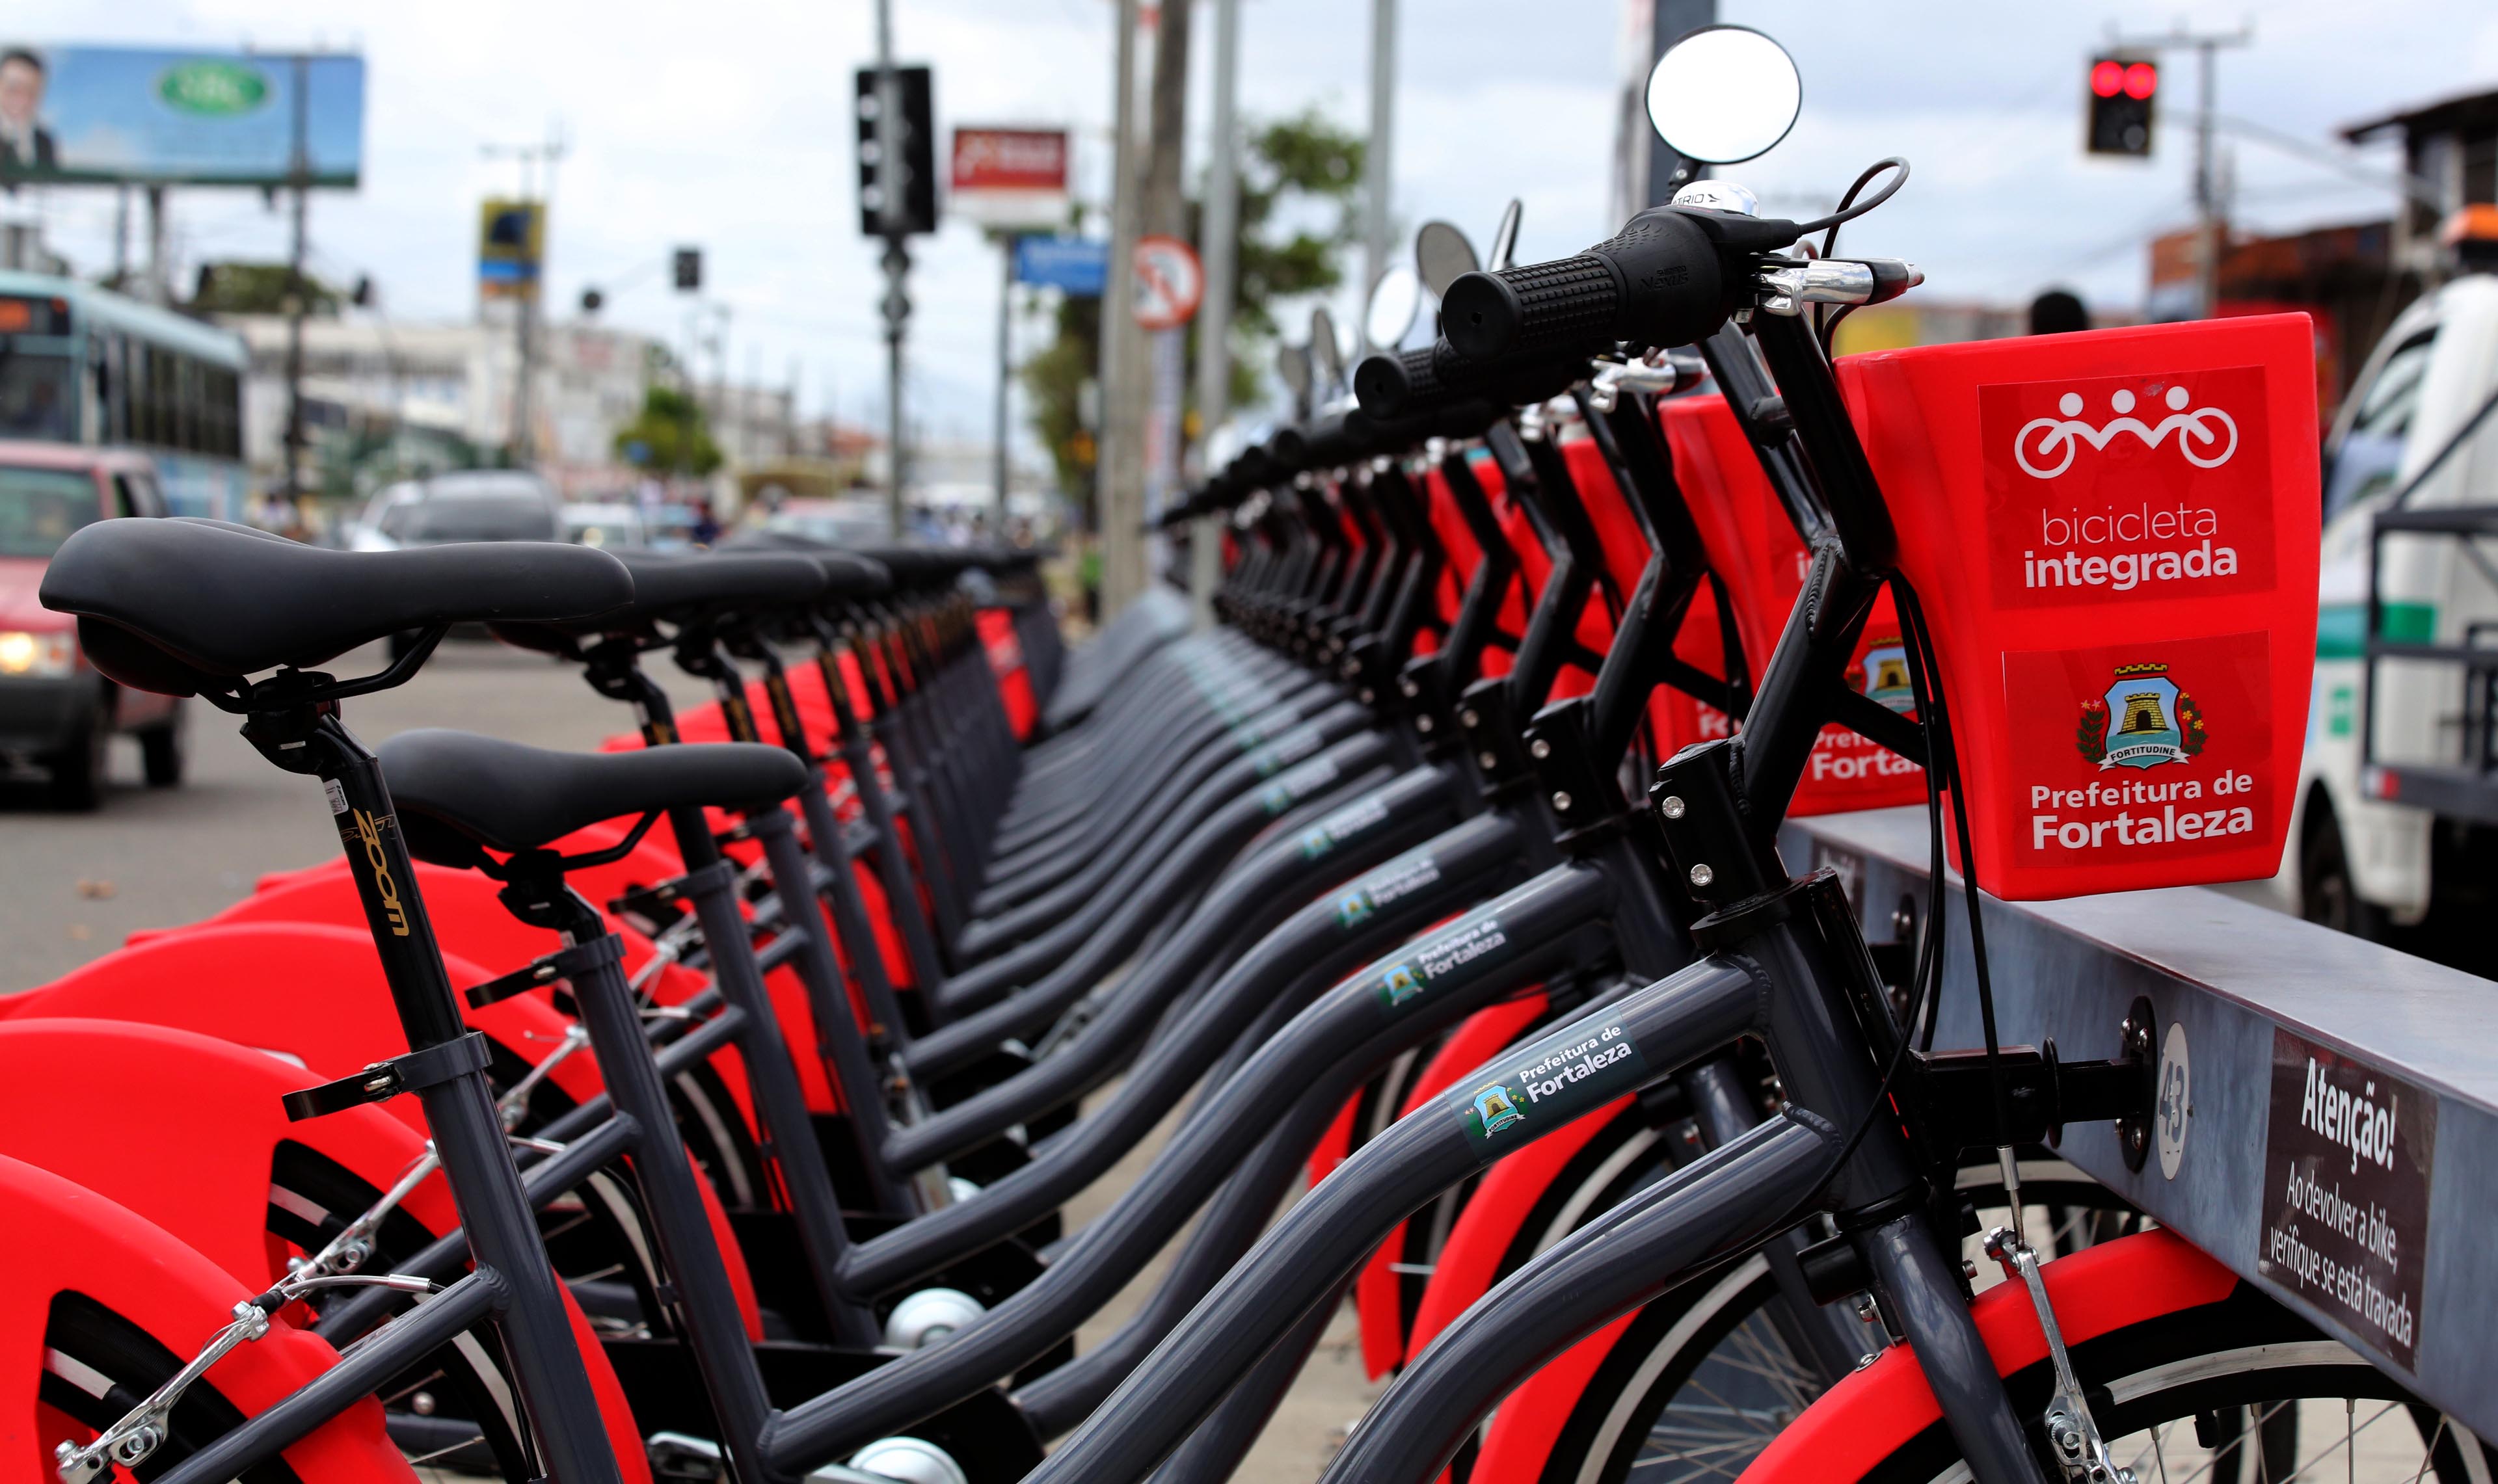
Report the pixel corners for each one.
[1439,205,1803,364]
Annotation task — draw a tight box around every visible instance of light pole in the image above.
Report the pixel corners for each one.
[2108,23,2252,319]
[1358,0,1397,342]
[1193,0,1242,629]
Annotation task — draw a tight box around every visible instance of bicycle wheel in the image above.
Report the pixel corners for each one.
[1833,1283,2492,1484]
[1523,1156,2142,1483]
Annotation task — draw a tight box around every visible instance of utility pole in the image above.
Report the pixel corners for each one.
[874,0,912,536]
[995,237,1013,516]
[2109,23,2251,318]
[281,53,310,501]
[1358,0,1397,340]
[112,186,129,287]
[1097,0,1146,616]
[1645,0,1715,205]
[1192,0,1242,630]
[1136,0,1195,592]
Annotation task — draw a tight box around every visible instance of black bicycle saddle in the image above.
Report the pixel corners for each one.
[39,518,633,696]
[716,529,896,598]
[493,548,829,655]
[853,545,980,590]
[379,729,808,865]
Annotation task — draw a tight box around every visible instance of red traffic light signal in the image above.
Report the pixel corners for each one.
[2089,59,2158,99]
[2085,54,2157,158]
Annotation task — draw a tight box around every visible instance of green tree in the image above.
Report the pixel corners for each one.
[613,385,721,477]
[1021,109,1367,510]
[186,261,346,315]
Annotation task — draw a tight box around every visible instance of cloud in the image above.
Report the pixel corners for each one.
[16,0,2488,458]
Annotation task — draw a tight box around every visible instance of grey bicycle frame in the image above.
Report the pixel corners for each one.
[160,708,624,1484]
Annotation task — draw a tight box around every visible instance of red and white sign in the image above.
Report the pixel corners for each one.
[950,127,1069,231]
[1132,234,1204,331]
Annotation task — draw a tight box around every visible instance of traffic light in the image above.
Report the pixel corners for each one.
[855,65,937,238]
[2086,55,2158,157]
[673,247,702,293]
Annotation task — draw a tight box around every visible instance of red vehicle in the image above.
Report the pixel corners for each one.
[0,441,184,806]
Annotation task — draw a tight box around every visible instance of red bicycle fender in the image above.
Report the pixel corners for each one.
[1308,1094,1363,1191]
[12,923,607,1118]
[1404,1095,1633,1358]
[1472,1310,1642,1481]
[127,862,708,1007]
[1735,1228,2237,1482]
[978,609,1039,740]
[0,1020,462,1288]
[101,872,744,1117]
[0,1152,420,1483]
[0,1016,756,1404]
[1354,995,1551,1378]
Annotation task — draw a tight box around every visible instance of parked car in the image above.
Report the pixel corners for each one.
[762,496,892,548]
[345,471,563,657]
[0,442,185,808]
[347,470,561,552]
[644,503,708,551]
[561,502,647,550]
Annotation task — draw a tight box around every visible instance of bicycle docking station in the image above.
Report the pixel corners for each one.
[1788,804,2498,1442]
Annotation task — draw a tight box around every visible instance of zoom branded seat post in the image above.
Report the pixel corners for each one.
[238,685,626,1484]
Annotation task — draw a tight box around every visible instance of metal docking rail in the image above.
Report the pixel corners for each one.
[1784,806,2498,1438]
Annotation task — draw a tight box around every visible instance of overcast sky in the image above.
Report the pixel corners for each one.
[9,0,2495,456]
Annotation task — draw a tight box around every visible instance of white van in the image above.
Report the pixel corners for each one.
[2268,271,2498,939]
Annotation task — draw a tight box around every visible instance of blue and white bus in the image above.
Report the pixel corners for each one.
[0,270,248,520]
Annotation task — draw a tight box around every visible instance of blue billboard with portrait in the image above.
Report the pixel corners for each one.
[0,45,364,187]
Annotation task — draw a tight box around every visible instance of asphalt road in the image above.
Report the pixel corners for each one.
[0,636,1377,1477]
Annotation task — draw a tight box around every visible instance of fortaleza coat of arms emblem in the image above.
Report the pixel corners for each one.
[2078,662,2208,771]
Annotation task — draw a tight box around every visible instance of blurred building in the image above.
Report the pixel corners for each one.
[2345,85,2498,281]
[221,310,803,502]
[2125,83,2498,427]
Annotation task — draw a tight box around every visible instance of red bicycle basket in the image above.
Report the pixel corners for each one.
[1835,313,2320,899]
[1658,393,1927,816]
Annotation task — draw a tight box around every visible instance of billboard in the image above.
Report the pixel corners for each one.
[950,126,1068,232]
[0,45,365,187]
[478,199,544,302]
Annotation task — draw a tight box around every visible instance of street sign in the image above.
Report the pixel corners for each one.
[951,126,1069,231]
[1014,236,1108,296]
[477,198,544,302]
[1132,234,1203,330]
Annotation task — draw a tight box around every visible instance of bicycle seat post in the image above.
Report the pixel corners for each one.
[237,695,628,1484]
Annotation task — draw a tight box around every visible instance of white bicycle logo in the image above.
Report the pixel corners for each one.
[2015,386,2238,479]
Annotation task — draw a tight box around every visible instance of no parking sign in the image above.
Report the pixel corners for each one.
[1132,234,1203,330]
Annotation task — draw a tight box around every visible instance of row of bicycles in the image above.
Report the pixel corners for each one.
[14,27,2484,1484]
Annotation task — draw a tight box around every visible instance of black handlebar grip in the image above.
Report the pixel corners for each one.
[1442,207,1730,364]
[1442,254,1619,362]
[1351,345,1441,418]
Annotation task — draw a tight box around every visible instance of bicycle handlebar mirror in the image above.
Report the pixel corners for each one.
[1363,266,1421,351]
[1413,221,1478,298]
[1488,199,1522,271]
[1276,340,1312,402]
[1308,306,1347,393]
[1645,25,1802,165]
